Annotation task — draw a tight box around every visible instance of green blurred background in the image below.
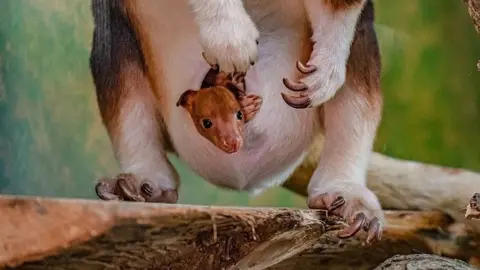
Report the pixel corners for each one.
[0,0,479,208]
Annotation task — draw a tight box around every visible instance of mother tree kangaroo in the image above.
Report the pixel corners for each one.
[90,0,383,242]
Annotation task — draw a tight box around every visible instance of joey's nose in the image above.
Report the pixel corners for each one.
[221,136,243,153]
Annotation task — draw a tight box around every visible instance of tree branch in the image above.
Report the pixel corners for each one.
[462,0,480,69]
[463,0,480,34]
[1,195,479,270]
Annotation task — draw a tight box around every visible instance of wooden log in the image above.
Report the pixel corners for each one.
[463,0,480,34]
[0,195,331,270]
[0,195,479,270]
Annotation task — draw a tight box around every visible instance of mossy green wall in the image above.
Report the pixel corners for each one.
[0,0,479,207]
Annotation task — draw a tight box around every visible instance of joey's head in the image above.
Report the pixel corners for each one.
[176,86,245,154]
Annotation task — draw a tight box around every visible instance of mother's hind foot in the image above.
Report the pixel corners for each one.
[95,173,178,203]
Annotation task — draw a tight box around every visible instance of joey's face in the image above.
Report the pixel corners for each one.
[191,87,245,154]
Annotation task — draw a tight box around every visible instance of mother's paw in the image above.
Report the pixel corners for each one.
[308,184,384,243]
[198,11,259,73]
[281,56,346,109]
[95,173,178,203]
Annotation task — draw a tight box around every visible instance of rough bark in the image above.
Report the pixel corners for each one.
[373,254,477,270]
[0,195,331,270]
[271,210,480,270]
[466,193,480,220]
[0,195,479,270]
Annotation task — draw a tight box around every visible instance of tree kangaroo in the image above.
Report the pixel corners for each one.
[90,0,383,242]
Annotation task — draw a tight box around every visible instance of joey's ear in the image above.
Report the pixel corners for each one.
[176,90,197,108]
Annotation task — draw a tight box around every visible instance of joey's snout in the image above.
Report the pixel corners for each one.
[219,135,243,153]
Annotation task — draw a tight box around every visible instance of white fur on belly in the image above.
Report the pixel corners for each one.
[135,0,320,194]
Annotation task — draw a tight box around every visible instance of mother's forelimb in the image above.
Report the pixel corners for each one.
[282,0,367,108]
[188,0,259,73]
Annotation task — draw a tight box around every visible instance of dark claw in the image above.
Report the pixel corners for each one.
[281,93,311,109]
[296,61,316,74]
[366,218,381,243]
[338,212,366,239]
[141,183,154,197]
[282,78,308,92]
[251,61,255,66]
[376,225,383,241]
[329,196,345,212]
[118,178,145,202]
[95,181,119,201]
[256,39,259,45]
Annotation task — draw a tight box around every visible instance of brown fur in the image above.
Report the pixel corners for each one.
[323,0,365,11]
[90,0,172,151]
[90,0,136,136]
[345,0,382,111]
[122,0,174,127]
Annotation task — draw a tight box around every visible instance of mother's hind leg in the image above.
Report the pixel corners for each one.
[90,0,179,203]
[307,1,384,243]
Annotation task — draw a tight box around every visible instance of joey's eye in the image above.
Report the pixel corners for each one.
[236,110,243,120]
[202,119,213,129]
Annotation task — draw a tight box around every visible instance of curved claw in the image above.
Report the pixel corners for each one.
[296,61,316,74]
[95,180,119,201]
[141,183,154,197]
[282,78,308,92]
[365,217,382,243]
[329,196,345,212]
[117,178,145,202]
[338,212,366,239]
[281,93,311,109]
[140,182,179,203]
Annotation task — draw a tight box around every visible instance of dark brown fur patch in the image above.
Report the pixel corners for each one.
[323,0,365,11]
[90,0,174,151]
[345,0,383,109]
[90,0,145,132]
